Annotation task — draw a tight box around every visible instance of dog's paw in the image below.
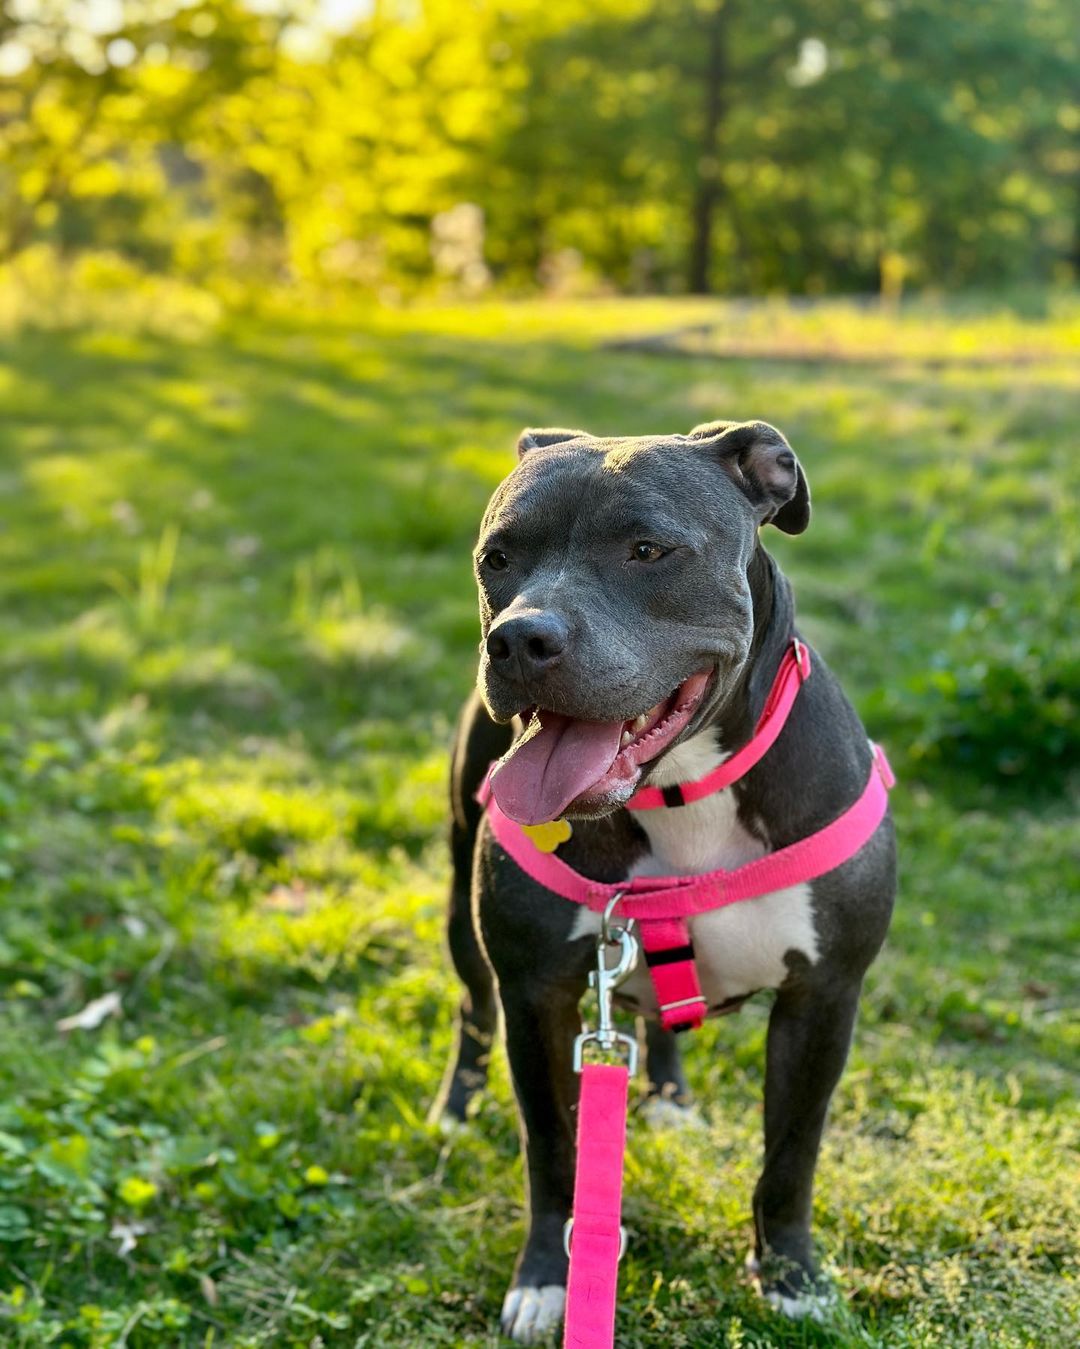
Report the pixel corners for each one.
[432,1109,468,1137]
[499,1284,566,1343]
[638,1094,705,1132]
[763,1286,837,1321]
[745,1251,838,1322]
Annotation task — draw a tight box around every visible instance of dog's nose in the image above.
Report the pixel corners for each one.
[486,612,569,677]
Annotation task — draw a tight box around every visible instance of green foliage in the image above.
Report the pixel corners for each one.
[894,595,1079,789]
[0,287,1077,1345]
[0,1,1077,295]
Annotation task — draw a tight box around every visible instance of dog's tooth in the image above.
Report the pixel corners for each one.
[620,729,633,748]
[631,714,648,734]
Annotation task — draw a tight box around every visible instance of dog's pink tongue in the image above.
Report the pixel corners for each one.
[490,711,624,825]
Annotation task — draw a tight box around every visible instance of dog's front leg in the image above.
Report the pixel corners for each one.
[497,977,585,1344]
[751,978,862,1316]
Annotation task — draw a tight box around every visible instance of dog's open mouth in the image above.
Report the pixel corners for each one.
[489,670,712,825]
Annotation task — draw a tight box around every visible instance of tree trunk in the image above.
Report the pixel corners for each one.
[687,0,728,294]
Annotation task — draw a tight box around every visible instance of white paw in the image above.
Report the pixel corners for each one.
[434,1110,467,1137]
[746,1251,837,1322]
[764,1288,835,1321]
[500,1284,566,1343]
[638,1095,705,1132]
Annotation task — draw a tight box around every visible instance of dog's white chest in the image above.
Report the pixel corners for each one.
[573,733,819,1009]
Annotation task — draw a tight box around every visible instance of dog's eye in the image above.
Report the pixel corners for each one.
[483,550,509,572]
[631,541,665,563]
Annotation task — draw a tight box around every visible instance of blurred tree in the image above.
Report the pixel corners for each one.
[0,0,1075,293]
[479,0,1079,292]
[0,1,289,270]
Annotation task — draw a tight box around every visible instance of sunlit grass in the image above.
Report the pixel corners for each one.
[0,284,1076,1346]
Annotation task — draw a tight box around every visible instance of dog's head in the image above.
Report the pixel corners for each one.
[475,420,809,824]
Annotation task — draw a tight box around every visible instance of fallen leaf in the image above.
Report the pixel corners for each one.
[56,990,123,1032]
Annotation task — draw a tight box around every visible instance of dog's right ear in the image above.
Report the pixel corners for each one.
[688,419,810,534]
[516,427,589,458]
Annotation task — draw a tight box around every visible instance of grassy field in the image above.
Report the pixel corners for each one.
[0,286,1077,1347]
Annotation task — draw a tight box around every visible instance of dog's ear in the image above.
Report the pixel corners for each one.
[516,427,589,458]
[688,419,810,535]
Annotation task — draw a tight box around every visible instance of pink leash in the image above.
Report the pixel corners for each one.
[563,906,639,1349]
[564,1063,630,1348]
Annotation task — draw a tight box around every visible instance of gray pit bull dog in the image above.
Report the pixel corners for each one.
[431,420,897,1342]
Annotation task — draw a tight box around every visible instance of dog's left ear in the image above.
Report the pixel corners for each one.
[516,427,589,458]
[688,419,810,534]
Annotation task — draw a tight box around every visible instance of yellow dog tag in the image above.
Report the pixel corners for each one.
[521,819,573,853]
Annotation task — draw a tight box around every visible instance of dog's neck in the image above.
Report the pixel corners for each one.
[710,540,796,752]
[628,541,799,872]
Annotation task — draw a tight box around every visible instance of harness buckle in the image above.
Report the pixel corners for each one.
[658,995,708,1015]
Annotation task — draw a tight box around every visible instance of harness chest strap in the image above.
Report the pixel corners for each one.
[635,916,706,1033]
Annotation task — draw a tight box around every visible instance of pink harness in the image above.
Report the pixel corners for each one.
[478,640,895,1346]
[480,641,895,1033]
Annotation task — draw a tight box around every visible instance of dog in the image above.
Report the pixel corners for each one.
[432,420,897,1343]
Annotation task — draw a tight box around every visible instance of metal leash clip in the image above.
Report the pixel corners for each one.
[572,893,640,1075]
[562,1216,628,1261]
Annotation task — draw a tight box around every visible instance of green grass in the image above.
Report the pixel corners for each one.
[0,288,1077,1347]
